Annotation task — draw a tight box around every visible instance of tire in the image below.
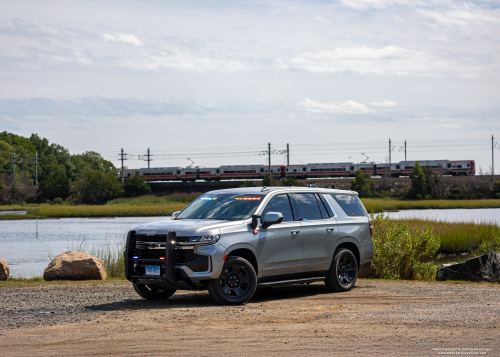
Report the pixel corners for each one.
[208,257,257,305]
[133,283,176,300]
[325,248,358,292]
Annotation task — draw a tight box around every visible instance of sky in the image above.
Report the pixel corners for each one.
[0,0,499,172]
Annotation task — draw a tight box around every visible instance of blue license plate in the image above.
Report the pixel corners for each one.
[145,266,160,276]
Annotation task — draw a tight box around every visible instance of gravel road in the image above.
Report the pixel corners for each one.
[1,280,499,356]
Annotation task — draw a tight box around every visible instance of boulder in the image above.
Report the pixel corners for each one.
[0,258,9,281]
[436,251,500,283]
[43,251,107,281]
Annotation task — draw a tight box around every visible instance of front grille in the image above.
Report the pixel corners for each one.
[129,233,209,273]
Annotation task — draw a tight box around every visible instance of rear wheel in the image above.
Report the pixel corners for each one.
[208,257,257,305]
[325,248,358,292]
[133,283,176,300]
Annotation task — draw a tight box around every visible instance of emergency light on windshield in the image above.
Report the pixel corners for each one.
[201,197,217,200]
[235,197,262,201]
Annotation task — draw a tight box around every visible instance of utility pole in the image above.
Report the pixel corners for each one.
[389,139,392,186]
[404,140,407,161]
[286,143,289,166]
[119,148,128,182]
[268,142,271,182]
[146,148,152,169]
[493,135,495,182]
[12,152,16,186]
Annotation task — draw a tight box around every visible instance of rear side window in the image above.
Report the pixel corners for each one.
[294,193,322,221]
[263,194,294,222]
[331,195,366,216]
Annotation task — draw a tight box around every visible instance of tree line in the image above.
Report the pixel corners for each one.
[0,132,150,204]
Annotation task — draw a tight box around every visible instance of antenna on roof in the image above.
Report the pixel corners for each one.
[261,186,269,192]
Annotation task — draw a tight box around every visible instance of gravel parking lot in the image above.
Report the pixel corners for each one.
[1,280,499,356]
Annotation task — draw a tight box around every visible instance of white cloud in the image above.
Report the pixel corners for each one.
[418,4,499,27]
[297,98,375,114]
[431,123,463,129]
[370,100,396,107]
[102,32,143,46]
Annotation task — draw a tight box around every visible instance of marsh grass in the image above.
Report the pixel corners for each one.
[107,193,200,206]
[381,218,500,254]
[362,199,500,213]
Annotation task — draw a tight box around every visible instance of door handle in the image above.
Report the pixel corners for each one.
[290,230,301,234]
[326,228,335,232]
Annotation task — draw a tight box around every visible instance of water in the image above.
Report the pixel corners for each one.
[381,208,500,225]
[0,211,26,215]
[0,216,171,278]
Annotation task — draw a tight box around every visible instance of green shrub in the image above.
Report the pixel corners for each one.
[281,177,301,187]
[478,227,500,255]
[52,197,64,205]
[371,214,441,280]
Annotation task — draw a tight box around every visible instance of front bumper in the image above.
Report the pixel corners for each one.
[125,230,225,289]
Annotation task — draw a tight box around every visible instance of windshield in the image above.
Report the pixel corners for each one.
[176,193,265,221]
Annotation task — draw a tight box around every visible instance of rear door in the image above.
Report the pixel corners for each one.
[292,193,338,274]
[258,194,304,279]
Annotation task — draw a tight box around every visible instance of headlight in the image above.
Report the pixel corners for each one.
[188,234,220,244]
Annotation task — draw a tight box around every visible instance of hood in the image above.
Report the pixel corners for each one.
[133,218,245,236]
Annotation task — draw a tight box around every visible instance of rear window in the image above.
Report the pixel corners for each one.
[331,195,366,216]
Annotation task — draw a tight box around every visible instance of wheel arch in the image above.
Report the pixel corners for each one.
[334,239,361,269]
[225,247,258,275]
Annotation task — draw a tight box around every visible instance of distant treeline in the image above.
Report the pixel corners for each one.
[0,132,150,204]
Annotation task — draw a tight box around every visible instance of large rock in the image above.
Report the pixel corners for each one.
[44,251,107,281]
[0,258,9,281]
[436,251,500,283]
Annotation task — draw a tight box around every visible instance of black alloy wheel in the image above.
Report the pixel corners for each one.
[208,256,257,305]
[133,283,176,300]
[325,248,358,292]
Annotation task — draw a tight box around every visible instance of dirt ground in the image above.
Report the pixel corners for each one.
[1,279,499,357]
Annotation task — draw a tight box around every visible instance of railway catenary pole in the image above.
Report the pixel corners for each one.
[268,142,271,181]
[119,148,128,182]
[146,148,152,169]
[389,139,391,186]
[493,135,495,182]
[404,140,407,161]
[287,143,289,166]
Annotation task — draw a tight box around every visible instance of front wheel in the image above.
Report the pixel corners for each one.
[133,283,176,300]
[325,248,358,292]
[208,257,257,305]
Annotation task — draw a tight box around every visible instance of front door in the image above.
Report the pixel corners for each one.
[257,194,303,279]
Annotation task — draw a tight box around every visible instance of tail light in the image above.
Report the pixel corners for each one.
[369,220,373,238]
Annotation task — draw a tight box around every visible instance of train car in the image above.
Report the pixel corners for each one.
[450,160,475,175]
[399,160,449,176]
[374,164,398,176]
[198,167,219,181]
[354,163,376,176]
[306,163,354,178]
[180,168,198,181]
[219,165,263,179]
[262,165,286,178]
[140,167,181,181]
[120,169,141,181]
[285,164,307,178]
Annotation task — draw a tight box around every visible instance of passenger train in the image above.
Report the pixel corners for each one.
[120,159,475,181]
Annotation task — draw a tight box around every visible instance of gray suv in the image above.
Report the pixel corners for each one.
[125,187,374,305]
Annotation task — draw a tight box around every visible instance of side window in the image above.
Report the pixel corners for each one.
[294,193,322,221]
[317,194,334,217]
[332,195,366,216]
[315,194,330,219]
[262,194,294,222]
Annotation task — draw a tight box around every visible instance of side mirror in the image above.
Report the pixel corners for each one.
[171,211,181,220]
[261,212,283,229]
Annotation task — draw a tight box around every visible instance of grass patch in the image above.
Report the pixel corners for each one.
[362,199,500,213]
[107,193,200,206]
[393,219,500,254]
[26,203,188,218]
[0,214,46,220]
